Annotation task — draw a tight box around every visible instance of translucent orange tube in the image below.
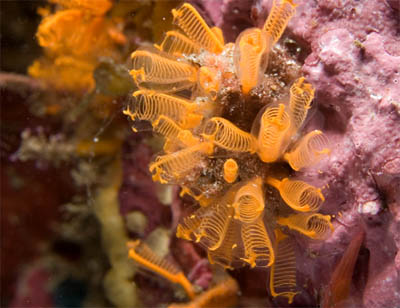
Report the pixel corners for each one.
[284,130,330,171]
[266,177,325,212]
[234,28,271,94]
[223,159,239,183]
[172,3,224,53]
[127,240,195,299]
[269,229,299,303]
[263,0,296,44]
[203,117,257,153]
[130,49,197,92]
[277,213,334,239]
[257,104,291,162]
[233,177,264,223]
[241,217,275,268]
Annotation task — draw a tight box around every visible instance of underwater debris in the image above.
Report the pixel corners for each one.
[15,128,121,168]
[124,1,333,304]
[14,128,75,165]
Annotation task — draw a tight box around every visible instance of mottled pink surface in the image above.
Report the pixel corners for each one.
[290,2,400,305]
[196,0,400,306]
[9,266,54,308]
[187,259,213,289]
[119,134,172,235]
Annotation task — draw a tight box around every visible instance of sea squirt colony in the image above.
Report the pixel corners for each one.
[125,0,333,303]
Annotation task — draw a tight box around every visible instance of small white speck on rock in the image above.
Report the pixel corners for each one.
[358,200,381,215]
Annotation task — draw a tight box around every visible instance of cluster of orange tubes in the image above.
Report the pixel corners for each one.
[28,0,125,92]
[125,0,333,304]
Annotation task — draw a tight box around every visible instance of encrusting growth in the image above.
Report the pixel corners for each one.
[124,1,333,304]
[48,0,112,16]
[198,66,221,99]
[29,0,125,91]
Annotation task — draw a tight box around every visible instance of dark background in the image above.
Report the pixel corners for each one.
[1,0,44,73]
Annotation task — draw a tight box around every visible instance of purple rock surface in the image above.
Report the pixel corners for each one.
[119,134,172,235]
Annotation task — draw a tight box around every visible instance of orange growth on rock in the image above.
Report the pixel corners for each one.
[49,0,112,16]
[29,0,126,92]
[122,2,333,304]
